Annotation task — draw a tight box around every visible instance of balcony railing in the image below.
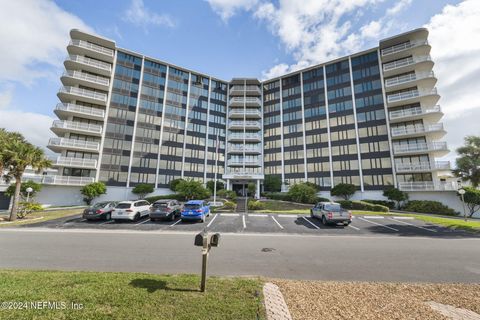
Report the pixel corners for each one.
[229,109,262,117]
[66,55,112,72]
[381,40,429,56]
[53,156,98,168]
[69,39,114,57]
[393,141,448,154]
[63,70,110,86]
[230,85,261,93]
[22,175,95,186]
[385,71,435,87]
[228,145,261,152]
[228,120,261,128]
[52,120,103,134]
[48,138,100,151]
[389,105,441,120]
[55,103,105,118]
[391,123,444,137]
[228,133,262,140]
[229,97,262,105]
[395,161,451,173]
[398,181,458,192]
[59,86,107,102]
[383,55,431,72]
[387,88,438,103]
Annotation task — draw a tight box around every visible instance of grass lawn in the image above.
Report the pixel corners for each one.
[406,214,480,232]
[0,270,265,320]
[0,209,82,228]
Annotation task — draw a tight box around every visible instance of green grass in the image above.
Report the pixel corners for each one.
[351,210,394,216]
[255,209,310,214]
[0,270,265,320]
[405,214,480,232]
[0,209,82,227]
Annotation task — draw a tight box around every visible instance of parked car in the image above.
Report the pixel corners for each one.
[83,201,118,221]
[112,200,151,222]
[149,200,182,221]
[310,202,352,226]
[181,200,210,222]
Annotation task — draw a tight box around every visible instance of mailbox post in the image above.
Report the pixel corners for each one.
[194,231,220,292]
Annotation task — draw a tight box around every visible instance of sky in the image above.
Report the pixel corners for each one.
[0,0,479,166]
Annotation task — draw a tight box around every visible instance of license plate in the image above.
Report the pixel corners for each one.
[117,211,123,215]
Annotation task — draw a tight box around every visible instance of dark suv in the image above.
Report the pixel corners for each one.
[149,200,182,221]
[83,201,118,221]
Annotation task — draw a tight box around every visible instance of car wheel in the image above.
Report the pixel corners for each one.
[134,213,140,222]
[170,213,175,221]
[322,216,327,226]
[105,213,111,221]
[201,215,205,223]
[343,221,350,226]
[310,210,314,218]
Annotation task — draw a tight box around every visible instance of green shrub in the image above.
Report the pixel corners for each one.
[331,183,356,200]
[362,199,396,209]
[222,201,236,210]
[337,200,389,212]
[217,189,237,201]
[132,183,154,199]
[403,200,456,216]
[288,183,318,204]
[169,179,185,192]
[176,180,211,200]
[80,182,107,205]
[316,197,330,203]
[247,200,265,210]
[264,175,282,192]
[263,192,291,201]
[144,194,185,203]
[206,180,225,193]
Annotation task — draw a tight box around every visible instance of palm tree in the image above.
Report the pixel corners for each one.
[0,129,25,182]
[6,139,51,221]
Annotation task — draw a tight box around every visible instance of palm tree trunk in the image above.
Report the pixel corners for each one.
[9,177,21,221]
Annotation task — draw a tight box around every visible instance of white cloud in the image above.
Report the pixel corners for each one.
[386,0,412,16]
[206,0,260,22]
[123,0,176,31]
[0,84,14,109]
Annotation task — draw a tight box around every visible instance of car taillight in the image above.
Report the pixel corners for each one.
[126,209,133,212]
[96,209,104,214]
[196,209,202,213]
[327,212,333,219]
[348,211,352,219]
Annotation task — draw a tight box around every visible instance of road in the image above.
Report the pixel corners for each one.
[0,228,479,283]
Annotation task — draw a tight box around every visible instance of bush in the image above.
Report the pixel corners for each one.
[264,192,291,201]
[316,197,330,203]
[362,199,396,209]
[217,189,237,201]
[132,183,154,199]
[145,194,185,203]
[288,183,318,204]
[337,200,389,212]
[206,180,224,193]
[403,200,456,216]
[5,180,42,200]
[17,201,43,218]
[176,180,210,200]
[264,175,282,192]
[331,183,356,200]
[247,200,265,210]
[383,187,409,209]
[169,179,185,192]
[80,182,107,205]
[222,201,236,210]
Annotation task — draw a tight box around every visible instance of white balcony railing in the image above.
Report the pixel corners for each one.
[385,71,435,87]
[230,85,261,93]
[228,145,261,152]
[229,109,262,117]
[53,156,98,168]
[381,40,429,56]
[391,123,444,137]
[52,120,103,134]
[389,105,441,120]
[387,88,438,103]
[383,55,431,72]
[228,133,262,140]
[66,55,112,72]
[228,120,261,128]
[398,181,458,192]
[59,86,107,102]
[55,103,105,118]
[48,138,100,151]
[63,70,110,86]
[227,159,260,166]
[395,161,451,173]
[22,175,95,186]
[393,141,448,154]
[69,39,114,57]
[229,97,262,105]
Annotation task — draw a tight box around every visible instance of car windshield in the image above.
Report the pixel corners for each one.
[92,202,108,209]
[184,204,201,210]
[115,203,132,209]
[153,203,168,208]
[324,204,341,211]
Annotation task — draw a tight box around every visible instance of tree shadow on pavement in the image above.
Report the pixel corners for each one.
[129,278,199,293]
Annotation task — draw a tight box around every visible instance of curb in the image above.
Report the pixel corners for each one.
[263,282,292,320]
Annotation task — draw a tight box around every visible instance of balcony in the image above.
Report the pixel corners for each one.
[227,159,261,166]
[229,85,261,96]
[222,171,265,180]
[228,120,262,130]
[386,88,439,107]
[228,109,262,119]
[22,175,95,186]
[384,71,436,91]
[390,123,445,139]
[228,133,262,142]
[61,70,110,90]
[229,96,262,107]
[64,55,112,76]
[54,103,105,120]
[395,161,451,173]
[52,156,98,169]
[381,40,430,60]
[48,138,100,153]
[382,56,433,77]
[51,120,103,136]
[398,181,459,192]
[389,105,442,123]
[393,141,448,156]
[67,39,114,62]
[228,145,262,154]
[57,86,107,105]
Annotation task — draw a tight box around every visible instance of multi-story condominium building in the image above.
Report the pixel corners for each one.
[44,28,452,200]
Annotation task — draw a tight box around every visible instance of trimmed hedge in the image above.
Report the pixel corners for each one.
[263,192,330,204]
[247,200,265,210]
[222,201,236,210]
[362,199,396,210]
[144,194,185,203]
[337,200,389,212]
[403,200,456,216]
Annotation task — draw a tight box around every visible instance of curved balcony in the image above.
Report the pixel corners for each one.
[52,156,98,169]
[395,161,450,173]
[48,138,100,153]
[229,85,261,96]
[228,109,262,119]
[64,55,112,76]
[51,120,103,137]
[393,141,448,156]
[398,181,459,192]
[54,103,105,121]
[382,56,434,77]
[57,86,107,105]
[384,71,436,92]
[67,39,114,62]
[381,39,431,62]
[61,70,110,90]
[390,123,445,139]
[228,120,262,130]
[228,133,262,142]
[389,105,442,123]
[386,88,439,108]
[229,96,262,107]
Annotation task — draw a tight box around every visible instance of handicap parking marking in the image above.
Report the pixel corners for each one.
[301,217,320,230]
[388,217,437,232]
[363,216,385,219]
[358,217,399,232]
[270,216,284,229]
[206,214,218,228]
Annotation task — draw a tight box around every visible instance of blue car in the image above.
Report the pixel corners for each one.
[181,200,210,222]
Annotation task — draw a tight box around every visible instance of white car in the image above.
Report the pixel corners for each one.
[112,200,151,222]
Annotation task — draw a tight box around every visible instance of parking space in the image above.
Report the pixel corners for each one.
[21,212,478,238]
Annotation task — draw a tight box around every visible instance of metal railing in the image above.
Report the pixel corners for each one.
[383,55,431,71]
[228,145,261,152]
[381,40,429,56]
[228,133,262,140]
[63,70,110,86]
[228,120,261,127]
[48,138,100,151]
[391,123,444,137]
[55,103,105,118]
[395,161,451,172]
[398,181,458,191]
[393,141,448,154]
[385,71,435,87]
[69,39,114,56]
[389,105,441,120]
[229,97,262,105]
[66,55,112,72]
[227,159,260,166]
[22,175,95,186]
[53,157,98,168]
[58,86,107,102]
[387,88,438,103]
[230,85,261,93]
[52,120,103,134]
[229,109,261,117]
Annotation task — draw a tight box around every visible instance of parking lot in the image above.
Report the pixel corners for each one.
[24,212,478,238]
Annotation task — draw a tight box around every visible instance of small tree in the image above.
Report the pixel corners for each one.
[288,183,317,204]
[383,187,409,209]
[303,181,321,191]
[81,182,107,205]
[459,187,480,217]
[169,178,185,192]
[331,183,356,200]
[206,180,224,193]
[247,182,256,197]
[132,183,154,199]
[5,180,42,200]
[453,136,480,187]
[176,180,210,200]
[264,175,282,192]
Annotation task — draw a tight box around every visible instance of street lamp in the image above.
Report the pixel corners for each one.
[458,188,467,222]
[25,187,33,203]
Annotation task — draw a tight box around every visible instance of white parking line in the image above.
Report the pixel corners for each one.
[99,220,113,225]
[169,219,182,227]
[79,219,87,222]
[348,224,360,231]
[277,214,298,218]
[301,217,320,229]
[221,213,240,217]
[242,215,246,229]
[393,216,415,220]
[206,214,218,228]
[363,216,385,219]
[388,218,437,232]
[271,216,284,229]
[358,217,399,232]
[135,218,150,226]
[248,214,268,217]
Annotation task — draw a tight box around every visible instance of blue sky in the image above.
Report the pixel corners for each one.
[0,0,479,164]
